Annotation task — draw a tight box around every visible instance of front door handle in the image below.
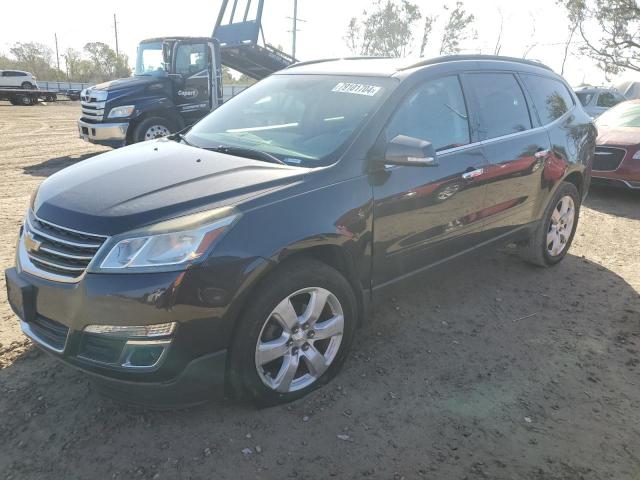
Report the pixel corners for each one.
[462,168,484,180]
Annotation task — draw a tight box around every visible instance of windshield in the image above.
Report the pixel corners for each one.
[186,74,395,167]
[596,102,640,128]
[135,42,167,77]
[575,92,593,106]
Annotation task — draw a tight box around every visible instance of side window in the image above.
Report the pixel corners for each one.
[466,73,531,140]
[175,43,207,77]
[521,74,574,125]
[386,75,470,151]
[596,92,621,108]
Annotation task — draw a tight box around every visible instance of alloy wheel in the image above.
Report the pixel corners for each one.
[255,287,344,393]
[547,195,575,257]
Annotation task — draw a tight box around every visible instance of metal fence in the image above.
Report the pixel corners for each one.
[38,81,91,92]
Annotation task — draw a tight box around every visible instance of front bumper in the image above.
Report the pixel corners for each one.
[5,265,230,406]
[77,119,128,148]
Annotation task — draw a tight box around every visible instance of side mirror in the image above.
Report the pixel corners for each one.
[384,135,437,167]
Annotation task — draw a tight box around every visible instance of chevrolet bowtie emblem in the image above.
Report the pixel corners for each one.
[24,229,42,252]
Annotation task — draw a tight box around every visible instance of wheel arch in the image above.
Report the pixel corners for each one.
[126,108,184,144]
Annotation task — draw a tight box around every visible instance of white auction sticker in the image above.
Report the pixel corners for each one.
[332,82,381,96]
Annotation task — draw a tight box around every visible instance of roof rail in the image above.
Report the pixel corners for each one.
[402,54,553,72]
[285,56,394,70]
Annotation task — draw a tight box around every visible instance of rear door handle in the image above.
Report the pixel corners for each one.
[462,168,484,180]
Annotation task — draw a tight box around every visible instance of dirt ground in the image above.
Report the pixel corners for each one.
[0,102,639,480]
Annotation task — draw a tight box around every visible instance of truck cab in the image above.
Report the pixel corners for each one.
[78,37,222,148]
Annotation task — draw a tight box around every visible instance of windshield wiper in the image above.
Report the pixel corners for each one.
[168,127,195,146]
[210,145,286,165]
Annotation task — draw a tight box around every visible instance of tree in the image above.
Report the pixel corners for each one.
[439,1,475,55]
[7,42,63,79]
[84,42,131,82]
[559,0,640,74]
[419,14,437,57]
[344,0,421,57]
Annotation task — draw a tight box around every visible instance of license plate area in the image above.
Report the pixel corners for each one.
[5,269,37,322]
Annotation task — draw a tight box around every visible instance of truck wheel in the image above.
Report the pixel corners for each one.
[133,116,174,143]
[228,258,358,406]
[21,82,34,89]
[16,95,34,106]
[518,181,580,267]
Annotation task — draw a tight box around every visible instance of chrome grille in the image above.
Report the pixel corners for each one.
[23,212,107,281]
[80,88,107,122]
[593,146,626,172]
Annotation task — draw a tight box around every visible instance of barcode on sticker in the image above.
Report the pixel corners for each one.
[332,83,381,96]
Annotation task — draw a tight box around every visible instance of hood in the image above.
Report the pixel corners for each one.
[34,140,306,235]
[596,126,640,147]
[91,75,166,93]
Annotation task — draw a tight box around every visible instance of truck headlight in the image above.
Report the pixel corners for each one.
[107,105,135,118]
[633,150,640,160]
[91,207,240,272]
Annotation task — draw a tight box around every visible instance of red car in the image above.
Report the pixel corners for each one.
[592,99,640,190]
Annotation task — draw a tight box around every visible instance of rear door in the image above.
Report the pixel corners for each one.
[370,74,488,286]
[461,72,551,235]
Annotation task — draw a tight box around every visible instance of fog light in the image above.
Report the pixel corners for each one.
[121,340,169,368]
[84,322,176,338]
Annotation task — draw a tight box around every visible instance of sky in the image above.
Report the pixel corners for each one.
[1,0,639,87]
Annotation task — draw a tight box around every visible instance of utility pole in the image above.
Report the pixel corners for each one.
[287,0,305,60]
[113,13,120,58]
[292,0,297,60]
[54,33,60,76]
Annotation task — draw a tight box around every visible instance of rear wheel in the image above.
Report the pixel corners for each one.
[133,116,174,143]
[21,81,34,89]
[518,181,580,266]
[228,258,357,406]
[15,94,34,106]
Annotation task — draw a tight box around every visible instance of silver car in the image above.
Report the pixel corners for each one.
[574,86,626,118]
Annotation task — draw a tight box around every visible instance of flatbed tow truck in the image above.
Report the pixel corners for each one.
[0,87,59,106]
[77,0,296,148]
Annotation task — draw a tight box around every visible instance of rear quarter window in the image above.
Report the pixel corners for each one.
[521,74,574,125]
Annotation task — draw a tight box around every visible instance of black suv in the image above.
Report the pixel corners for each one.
[5,56,595,406]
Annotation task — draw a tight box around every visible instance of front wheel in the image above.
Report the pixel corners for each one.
[518,181,580,266]
[228,258,357,406]
[132,116,174,143]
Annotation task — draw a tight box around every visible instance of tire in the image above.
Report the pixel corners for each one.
[15,94,34,106]
[518,181,580,267]
[132,116,174,143]
[228,258,358,406]
[21,82,34,89]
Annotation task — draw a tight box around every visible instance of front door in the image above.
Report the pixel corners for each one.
[172,41,212,124]
[371,75,488,287]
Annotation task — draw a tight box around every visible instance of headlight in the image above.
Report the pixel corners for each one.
[633,150,640,160]
[107,105,135,118]
[93,207,240,272]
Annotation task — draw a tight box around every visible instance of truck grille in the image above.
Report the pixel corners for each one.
[593,146,626,172]
[23,212,108,281]
[80,89,107,122]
